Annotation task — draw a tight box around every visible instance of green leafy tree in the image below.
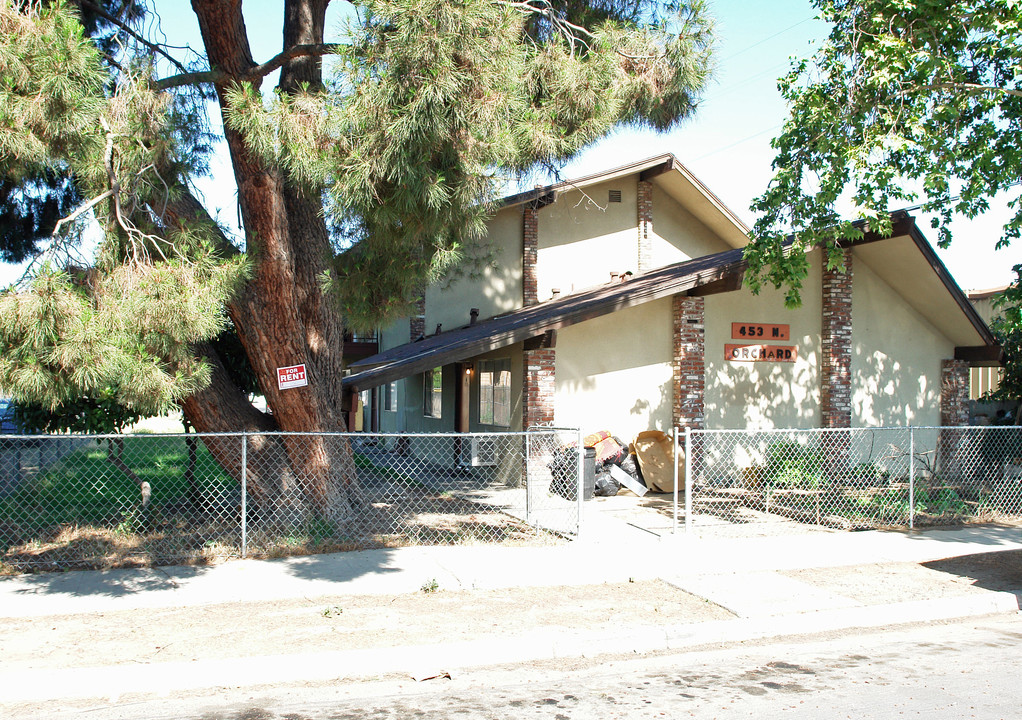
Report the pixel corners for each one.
[745,0,1022,306]
[0,0,714,518]
[988,267,1022,413]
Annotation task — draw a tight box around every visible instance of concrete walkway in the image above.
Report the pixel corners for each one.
[3,524,1020,618]
[1,525,1020,707]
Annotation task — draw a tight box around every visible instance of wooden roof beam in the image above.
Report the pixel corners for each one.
[639,158,674,182]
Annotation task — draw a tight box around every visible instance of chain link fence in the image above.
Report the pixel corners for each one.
[0,429,582,571]
[682,426,1022,535]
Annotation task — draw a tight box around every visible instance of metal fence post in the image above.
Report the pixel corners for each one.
[241,432,248,558]
[577,428,585,537]
[685,427,693,534]
[525,431,532,526]
[909,427,915,529]
[672,427,679,535]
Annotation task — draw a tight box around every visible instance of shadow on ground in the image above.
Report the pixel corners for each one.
[897,523,1022,547]
[922,549,1022,604]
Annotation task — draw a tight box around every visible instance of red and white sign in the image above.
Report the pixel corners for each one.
[277,363,308,390]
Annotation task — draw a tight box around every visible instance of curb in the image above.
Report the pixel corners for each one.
[3,592,1018,704]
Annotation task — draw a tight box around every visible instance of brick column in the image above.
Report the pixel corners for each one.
[523,347,556,428]
[638,180,653,273]
[938,358,970,481]
[409,292,425,341]
[672,295,705,429]
[821,252,853,428]
[523,203,539,306]
[941,359,970,426]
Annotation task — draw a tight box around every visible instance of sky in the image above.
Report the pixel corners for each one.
[3,0,1020,293]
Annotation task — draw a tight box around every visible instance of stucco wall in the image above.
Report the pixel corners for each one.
[378,315,410,353]
[703,256,824,430]
[536,179,639,300]
[554,298,674,439]
[851,252,952,427]
[649,184,734,267]
[426,205,524,330]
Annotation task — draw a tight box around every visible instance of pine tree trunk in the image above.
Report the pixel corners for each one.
[177,0,359,522]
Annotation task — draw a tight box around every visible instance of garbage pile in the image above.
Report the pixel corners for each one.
[587,431,641,497]
[548,429,686,500]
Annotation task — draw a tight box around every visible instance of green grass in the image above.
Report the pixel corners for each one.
[352,451,426,488]
[1,437,236,533]
[1,439,563,572]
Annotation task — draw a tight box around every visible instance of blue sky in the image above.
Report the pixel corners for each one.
[4,0,1020,292]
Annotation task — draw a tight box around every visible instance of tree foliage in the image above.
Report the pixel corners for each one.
[223,0,714,329]
[0,0,714,417]
[745,0,1022,306]
[988,267,1022,407]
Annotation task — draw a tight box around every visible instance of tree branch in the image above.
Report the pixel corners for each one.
[496,0,595,54]
[78,0,190,75]
[900,82,1022,100]
[154,43,342,90]
[245,42,342,82]
[153,69,222,91]
[51,188,117,237]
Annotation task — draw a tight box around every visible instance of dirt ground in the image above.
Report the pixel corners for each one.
[2,550,1019,679]
[781,549,1022,604]
[0,580,733,672]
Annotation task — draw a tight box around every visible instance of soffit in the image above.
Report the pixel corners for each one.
[501,154,750,251]
[651,164,750,250]
[853,234,989,347]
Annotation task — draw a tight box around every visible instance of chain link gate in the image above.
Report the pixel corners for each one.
[682,426,1022,535]
[0,429,582,572]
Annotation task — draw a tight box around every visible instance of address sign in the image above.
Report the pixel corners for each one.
[731,323,790,341]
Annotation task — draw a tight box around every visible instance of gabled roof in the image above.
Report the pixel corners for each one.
[343,200,1000,392]
[851,214,997,360]
[501,153,751,249]
[343,246,748,390]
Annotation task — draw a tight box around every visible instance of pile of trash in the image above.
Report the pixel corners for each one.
[548,429,685,500]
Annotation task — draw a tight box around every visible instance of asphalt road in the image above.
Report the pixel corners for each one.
[35,613,1022,720]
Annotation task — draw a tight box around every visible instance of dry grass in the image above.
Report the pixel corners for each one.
[2,494,561,574]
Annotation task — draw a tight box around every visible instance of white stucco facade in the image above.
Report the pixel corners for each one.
[703,255,824,430]
[554,298,675,439]
[354,155,992,443]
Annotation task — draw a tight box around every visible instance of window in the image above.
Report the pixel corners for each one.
[384,382,397,412]
[423,367,442,419]
[479,359,511,426]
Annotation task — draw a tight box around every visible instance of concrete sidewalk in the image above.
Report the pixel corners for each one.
[2,524,1020,618]
[1,525,1020,707]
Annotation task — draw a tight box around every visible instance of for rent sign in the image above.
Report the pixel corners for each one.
[277,363,308,390]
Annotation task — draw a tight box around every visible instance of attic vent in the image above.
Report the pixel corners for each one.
[608,189,622,203]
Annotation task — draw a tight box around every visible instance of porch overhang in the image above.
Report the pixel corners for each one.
[342,247,749,391]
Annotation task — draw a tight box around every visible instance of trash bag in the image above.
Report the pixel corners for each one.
[594,470,621,497]
[548,446,577,499]
[548,446,596,500]
[617,452,646,486]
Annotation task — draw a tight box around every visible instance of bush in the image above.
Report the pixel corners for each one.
[764,441,825,490]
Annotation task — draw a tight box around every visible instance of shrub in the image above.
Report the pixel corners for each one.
[764,441,826,490]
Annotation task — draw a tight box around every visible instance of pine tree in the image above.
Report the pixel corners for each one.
[0,0,714,519]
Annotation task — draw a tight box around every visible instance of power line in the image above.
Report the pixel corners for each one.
[692,124,782,162]
[722,16,817,62]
